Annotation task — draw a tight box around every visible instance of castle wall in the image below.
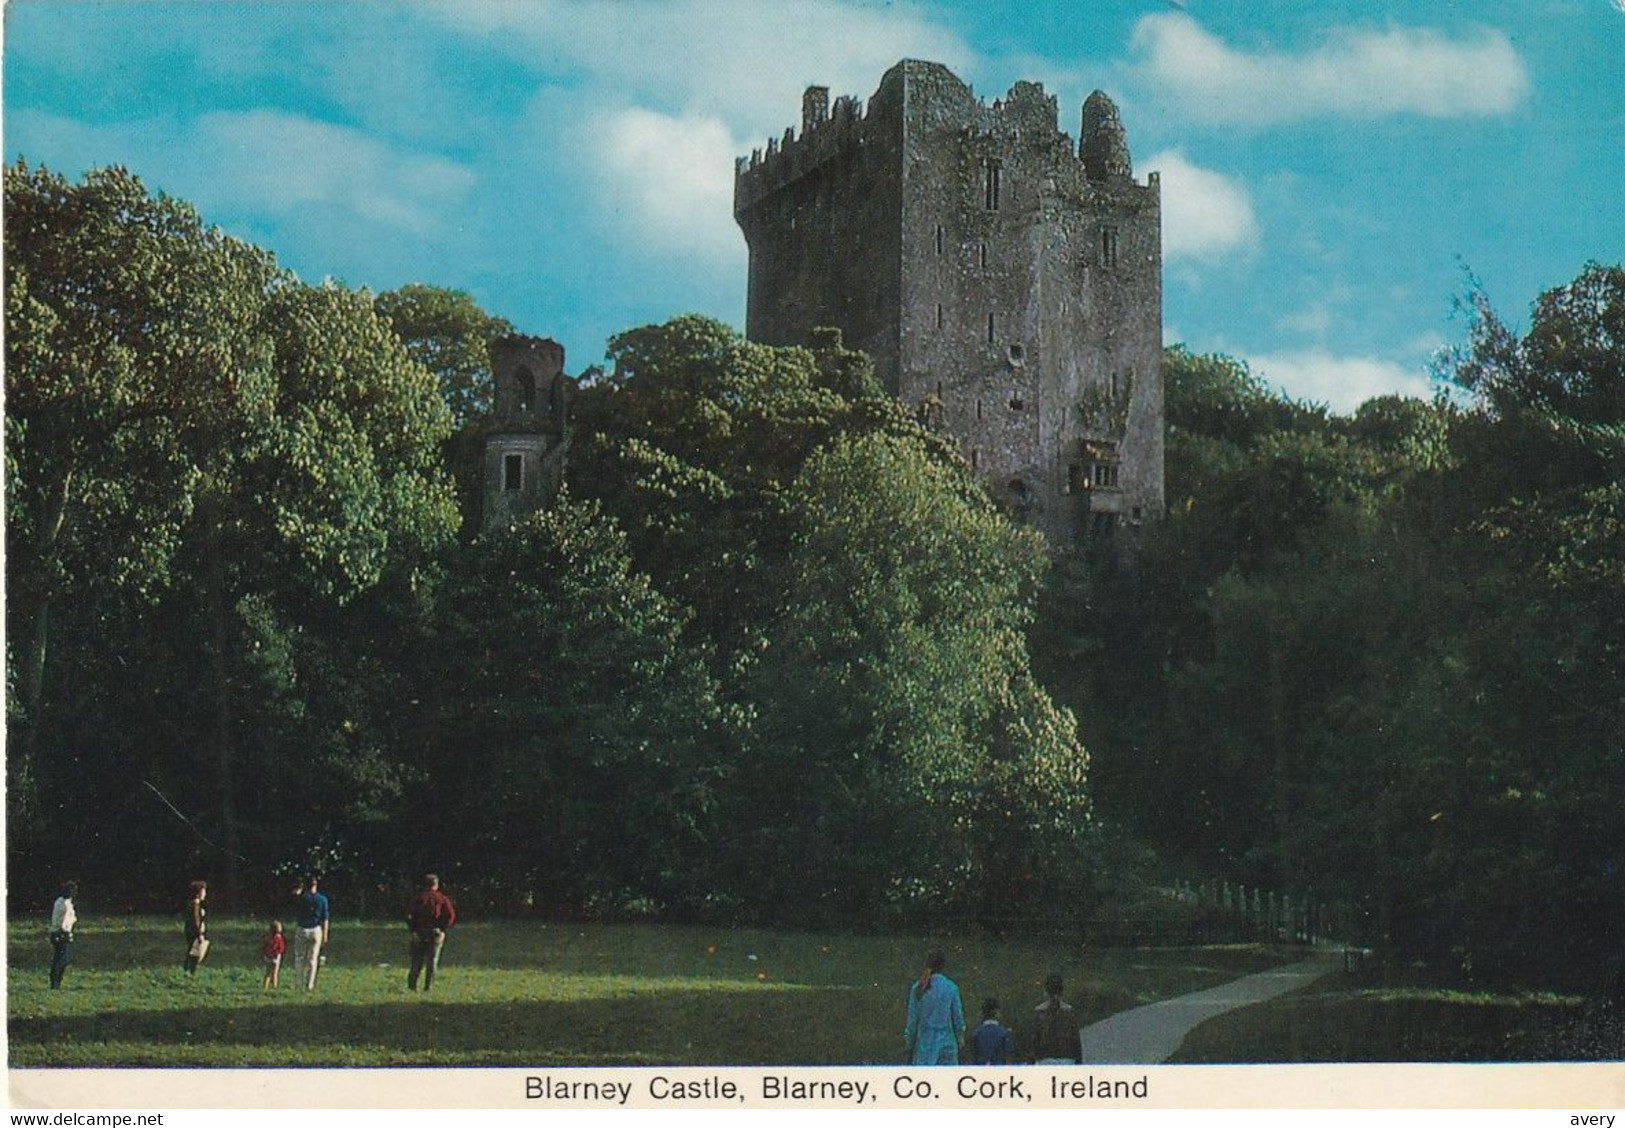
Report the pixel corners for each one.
[736,60,1164,547]
[735,79,906,389]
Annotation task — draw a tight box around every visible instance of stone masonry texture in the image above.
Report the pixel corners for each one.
[735,60,1164,546]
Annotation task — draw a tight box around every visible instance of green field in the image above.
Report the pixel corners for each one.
[1170,971,1622,1063]
[10,916,1287,1066]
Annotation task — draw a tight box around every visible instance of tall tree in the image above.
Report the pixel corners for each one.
[4,162,282,816]
[374,283,514,424]
[421,500,723,911]
[738,433,1090,921]
[5,164,460,897]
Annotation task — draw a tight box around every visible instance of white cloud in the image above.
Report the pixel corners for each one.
[1279,303,1334,338]
[1144,149,1259,262]
[1129,14,1529,126]
[419,0,973,136]
[191,112,475,235]
[411,0,974,273]
[8,108,474,239]
[595,107,745,264]
[1245,349,1434,413]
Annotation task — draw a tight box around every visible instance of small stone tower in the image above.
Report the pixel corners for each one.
[482,335,571,530]
[734,60,1164,545]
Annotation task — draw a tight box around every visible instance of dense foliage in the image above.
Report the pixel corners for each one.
[6,168,1087,925]
[7,164,1619,990]
[1049,266,1624,988]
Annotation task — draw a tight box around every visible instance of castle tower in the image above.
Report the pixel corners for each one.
[734,60,1163,545]
[482,335,572,531]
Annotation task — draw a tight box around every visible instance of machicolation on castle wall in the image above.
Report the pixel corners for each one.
[735,59,1164,546]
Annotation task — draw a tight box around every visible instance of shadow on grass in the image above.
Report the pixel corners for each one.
[1169,973,1623,1063]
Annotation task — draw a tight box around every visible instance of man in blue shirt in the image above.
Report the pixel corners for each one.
[291,876,330,991]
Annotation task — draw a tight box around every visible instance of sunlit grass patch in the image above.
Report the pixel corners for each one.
[10,916,1289,1066]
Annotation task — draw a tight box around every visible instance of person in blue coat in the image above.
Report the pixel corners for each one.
[903,949,965,1064]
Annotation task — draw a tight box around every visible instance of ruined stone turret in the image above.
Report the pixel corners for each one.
[481,335,572,531]
[1081,90,1133,182]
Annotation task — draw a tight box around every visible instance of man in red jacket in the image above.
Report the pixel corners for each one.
[405,873,457,991]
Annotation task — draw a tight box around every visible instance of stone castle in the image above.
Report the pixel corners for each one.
[734,60,1164,544]
[484,60,1164,543]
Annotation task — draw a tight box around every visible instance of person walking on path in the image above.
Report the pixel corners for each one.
[291,876,330,991]
[405,873,456,991]
[903,950,965,1064]
[48,881,78,989]
[182,880,208,975]
[1032,974,1083,1063]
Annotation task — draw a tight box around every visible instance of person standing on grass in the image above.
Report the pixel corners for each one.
[262,920,286,989]
[291,876,330,991]
[47,881,78,989]
[183,880,208,974]
[903,949,965,1064]
[405,873,456,991]
[1031,973,1083,1063]
[970,997,1016,1063]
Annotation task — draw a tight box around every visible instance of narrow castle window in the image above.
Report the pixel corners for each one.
[971,448,980,469]
[1009,344,1024,363]
[514,365,537,412]
[976,399,983,420]
[935,225,944,255]
[985,160,1002,211]
[1009,394,1024,412]
[503,453,524,492]
[1110,371,1119,397]
[987,312,995,343]
[936,303,944,329]
[1101,227,1120,268]
[1131,505,1144,524]
[1093,462,1120,489]
[980,242,989,268]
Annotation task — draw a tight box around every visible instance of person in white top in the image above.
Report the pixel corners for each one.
[49,881,78,989]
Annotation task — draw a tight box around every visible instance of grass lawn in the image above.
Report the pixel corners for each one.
[10,916,1288,1066]
[1170,969,1624,1062]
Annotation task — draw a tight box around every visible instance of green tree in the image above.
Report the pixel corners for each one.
[738,433,1089,921]
[421,500,724,911]
[4,162,283,814]
[374,283,514,424]
[575,315,950,656]
[5,164,460,898]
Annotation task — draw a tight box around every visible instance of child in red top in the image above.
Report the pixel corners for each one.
[262,921,286,989]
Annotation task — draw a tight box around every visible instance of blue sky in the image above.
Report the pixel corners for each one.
[6,0,1623,411]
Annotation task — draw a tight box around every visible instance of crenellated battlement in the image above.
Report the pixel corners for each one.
[736,62,1149,218]
[734,90,871,213]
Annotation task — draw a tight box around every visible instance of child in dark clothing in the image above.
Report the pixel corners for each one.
[262,921,285,989]
[970,997,1015,1064]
